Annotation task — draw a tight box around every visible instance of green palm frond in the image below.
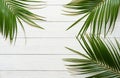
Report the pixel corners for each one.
[0,0,45,42]
[65,0,120,37]
[64,35,120,78]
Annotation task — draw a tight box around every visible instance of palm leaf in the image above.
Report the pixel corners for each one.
[65,0,120,37]
[64,35,120,78]
[0,0,45,42]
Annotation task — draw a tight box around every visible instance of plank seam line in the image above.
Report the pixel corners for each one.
[0,70,67,71]
[0,54,77,55]
[3,37,76,38]
[0,37,118,39]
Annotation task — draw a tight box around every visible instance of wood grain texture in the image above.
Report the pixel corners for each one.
[0,21,120,38]
[0,55,80,70]
[0,71,74,78]
[0,38,83,55]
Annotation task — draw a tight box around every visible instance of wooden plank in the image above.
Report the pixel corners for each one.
[0,71,75,78]
[0,71,87,78]
[0,55,80,70]
[29,5,81,21]
[0,22,82,38]
[0,38,83,54]
[1,21,119,38]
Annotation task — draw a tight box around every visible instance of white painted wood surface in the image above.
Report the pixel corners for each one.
[0,0,120,78]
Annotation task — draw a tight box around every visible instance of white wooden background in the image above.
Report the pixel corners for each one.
[0,0,120,78]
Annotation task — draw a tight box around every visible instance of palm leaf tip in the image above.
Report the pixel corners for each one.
[65,0,120,36]
[0,0,45,42]
[64,35,120,78]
